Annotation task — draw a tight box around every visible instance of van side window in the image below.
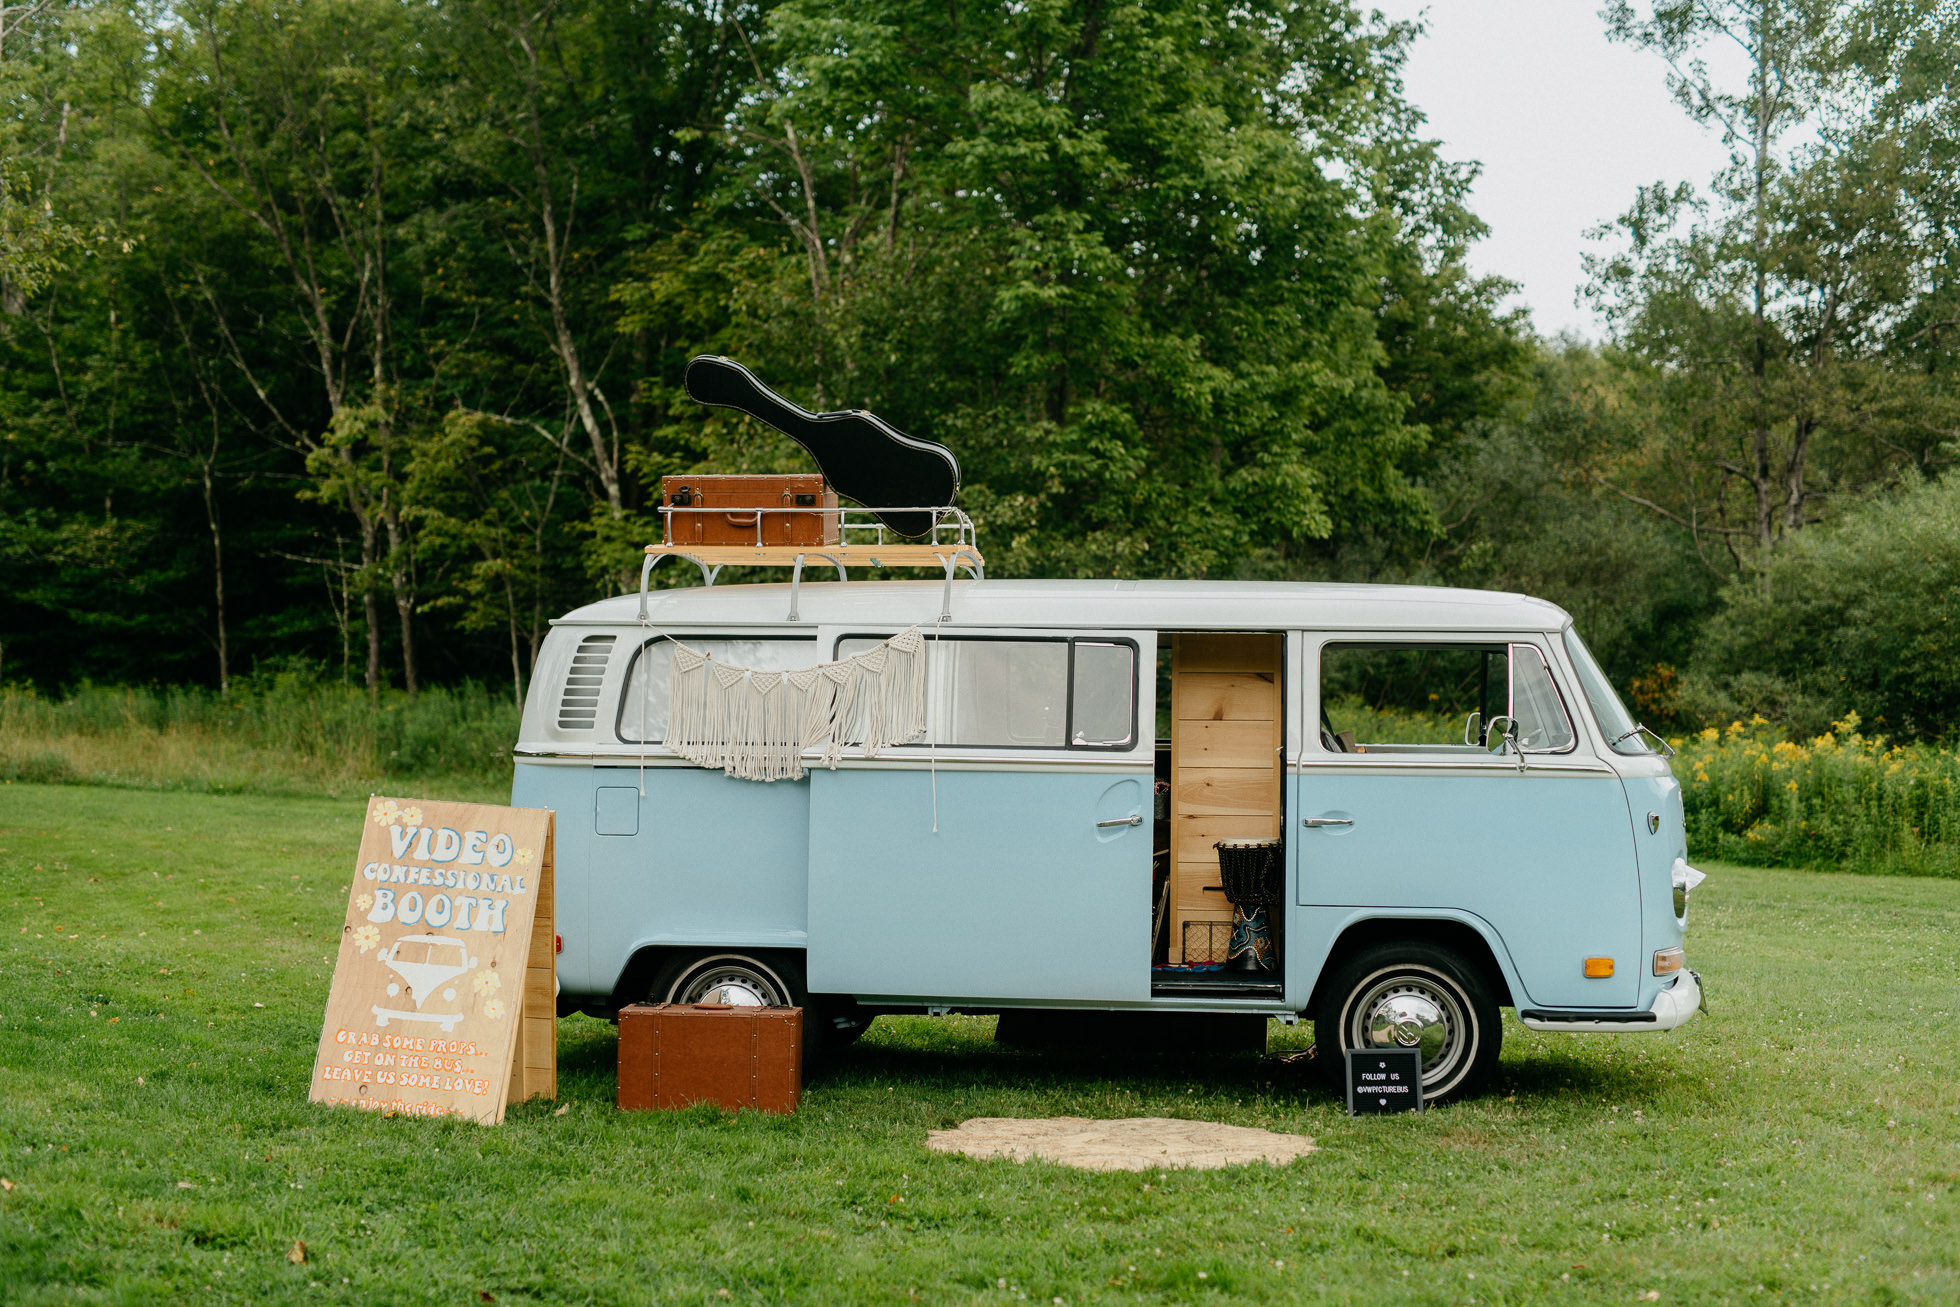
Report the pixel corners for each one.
[615,637,819,744]
[1071,642,1137,746]
[1318,642,1573,756]
[836,636,1138,750]
[1511,644,1576,752]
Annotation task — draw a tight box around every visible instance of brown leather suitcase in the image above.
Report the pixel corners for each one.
[616,1003,803,1113]
[661,474,839,547]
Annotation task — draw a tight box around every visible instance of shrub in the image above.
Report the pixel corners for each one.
[1691,475,1960,741]
[0,677,517,800]
[1676,715,1960,878]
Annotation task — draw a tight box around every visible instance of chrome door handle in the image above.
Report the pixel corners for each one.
[1301,817,1353,828]
[1096,814,1144,828]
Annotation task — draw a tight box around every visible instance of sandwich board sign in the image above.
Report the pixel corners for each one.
[310,796,556,1124]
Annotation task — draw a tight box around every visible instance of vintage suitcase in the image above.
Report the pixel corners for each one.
[660,474,839,547]
[616,1003,803,1114]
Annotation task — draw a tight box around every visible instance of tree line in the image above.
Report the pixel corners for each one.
[2,0,1956,740]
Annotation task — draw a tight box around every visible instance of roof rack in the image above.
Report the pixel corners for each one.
[638,504,985,623]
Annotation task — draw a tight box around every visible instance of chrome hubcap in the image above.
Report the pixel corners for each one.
[1349,974,1467,1089]
[674,965,783,1008]
[1367,992,1447,1062]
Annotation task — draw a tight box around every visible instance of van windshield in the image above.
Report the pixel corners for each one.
[1561,627,1651,755]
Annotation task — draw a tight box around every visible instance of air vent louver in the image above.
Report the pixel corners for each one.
[557,633,616,730]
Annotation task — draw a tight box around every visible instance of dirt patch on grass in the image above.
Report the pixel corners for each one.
[925,1116,1316,1171]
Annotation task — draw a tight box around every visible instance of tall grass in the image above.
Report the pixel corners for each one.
[1324,698,1960,878]
[1319,696,1467,745]
[0,674,518,801]
[1674,715,1960,878]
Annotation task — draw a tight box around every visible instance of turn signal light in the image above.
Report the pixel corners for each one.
[1653,946,1684,976]
[1583,956,1616,979]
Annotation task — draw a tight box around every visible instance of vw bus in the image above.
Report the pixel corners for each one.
[513,578,1704,1102]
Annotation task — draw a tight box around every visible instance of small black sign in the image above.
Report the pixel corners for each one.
[1345,1048,1424,1114]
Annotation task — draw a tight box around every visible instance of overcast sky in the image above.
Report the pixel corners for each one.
[1371,1,1740,339]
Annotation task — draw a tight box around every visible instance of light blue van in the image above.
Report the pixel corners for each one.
[513,578,1704,1102]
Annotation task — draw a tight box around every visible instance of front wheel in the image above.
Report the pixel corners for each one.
[1311,941,1500,1104]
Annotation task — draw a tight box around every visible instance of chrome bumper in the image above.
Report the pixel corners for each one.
[1518,969,1703,1034]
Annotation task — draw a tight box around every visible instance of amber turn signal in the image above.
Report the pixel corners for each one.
[1583,956,1615,979]
[1653,946,1685,976]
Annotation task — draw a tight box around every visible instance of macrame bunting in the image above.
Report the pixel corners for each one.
[663,628,928,782]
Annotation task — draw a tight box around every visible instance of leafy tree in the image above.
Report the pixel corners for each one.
[620,0,1495,579]
[1691,473,1960,739]
[1588,0,1959,568]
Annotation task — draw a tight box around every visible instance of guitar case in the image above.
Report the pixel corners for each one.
[683,356,960,539]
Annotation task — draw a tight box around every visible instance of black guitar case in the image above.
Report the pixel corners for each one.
[683,356,959,539]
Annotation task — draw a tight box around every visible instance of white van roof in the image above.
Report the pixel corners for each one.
[554,579,1571,633]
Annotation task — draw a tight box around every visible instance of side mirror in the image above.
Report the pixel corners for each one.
[1463,710,1483,747]
[1486,715,1525,772]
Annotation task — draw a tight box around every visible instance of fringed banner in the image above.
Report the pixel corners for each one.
[663,628,929,782]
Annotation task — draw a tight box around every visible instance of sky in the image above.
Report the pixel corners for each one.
[1371,0,1741,339]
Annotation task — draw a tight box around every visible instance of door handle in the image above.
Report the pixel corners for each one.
[1096,814,1144,829]
[1301,817,1353,828]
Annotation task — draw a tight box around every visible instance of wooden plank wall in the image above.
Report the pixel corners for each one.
[1169,633,1283,962]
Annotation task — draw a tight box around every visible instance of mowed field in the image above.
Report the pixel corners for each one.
[1,783,1956,1306]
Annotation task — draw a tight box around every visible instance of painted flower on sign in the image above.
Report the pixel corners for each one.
[482,997,506,1020]
[353,924,381,953]
[356,894,373,913]
[472,970,502,998]
[370,799,400,827]
[514,847,534,866]
[401,806,424,827]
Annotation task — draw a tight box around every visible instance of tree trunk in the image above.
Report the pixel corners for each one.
[362,585,383,696]
[199,459,230,694]
[504,571,524,710]
[381,499,417,695]
[513,21,622,513]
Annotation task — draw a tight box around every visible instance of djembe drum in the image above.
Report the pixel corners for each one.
[1214,838,1283,973]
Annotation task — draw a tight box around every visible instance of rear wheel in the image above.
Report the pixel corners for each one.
[653,952,798,1009]
[1310,941,1500,1104]
[644,951,868,1056]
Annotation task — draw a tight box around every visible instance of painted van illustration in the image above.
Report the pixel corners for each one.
[372,933,478,1032]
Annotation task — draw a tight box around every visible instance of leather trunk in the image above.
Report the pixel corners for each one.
[661,474,840,547]
[616,1003,803,1114]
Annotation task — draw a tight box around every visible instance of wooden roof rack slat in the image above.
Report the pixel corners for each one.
[637,505,983,623]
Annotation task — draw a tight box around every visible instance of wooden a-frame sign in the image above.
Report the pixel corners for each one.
[310,796,556,1124]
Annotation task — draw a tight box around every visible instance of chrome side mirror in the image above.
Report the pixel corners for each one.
[1463,710,1483,747]
[1486,714,1525,772]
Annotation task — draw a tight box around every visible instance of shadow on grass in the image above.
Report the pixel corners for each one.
[1492,1051,1683,1104]
[554,1008,1703,1117]
[554,1010,1343,1107]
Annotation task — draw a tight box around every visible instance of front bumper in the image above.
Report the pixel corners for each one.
[1517,968,1703,1034]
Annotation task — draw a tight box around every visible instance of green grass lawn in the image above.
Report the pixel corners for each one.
[2,782,1956,1305]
